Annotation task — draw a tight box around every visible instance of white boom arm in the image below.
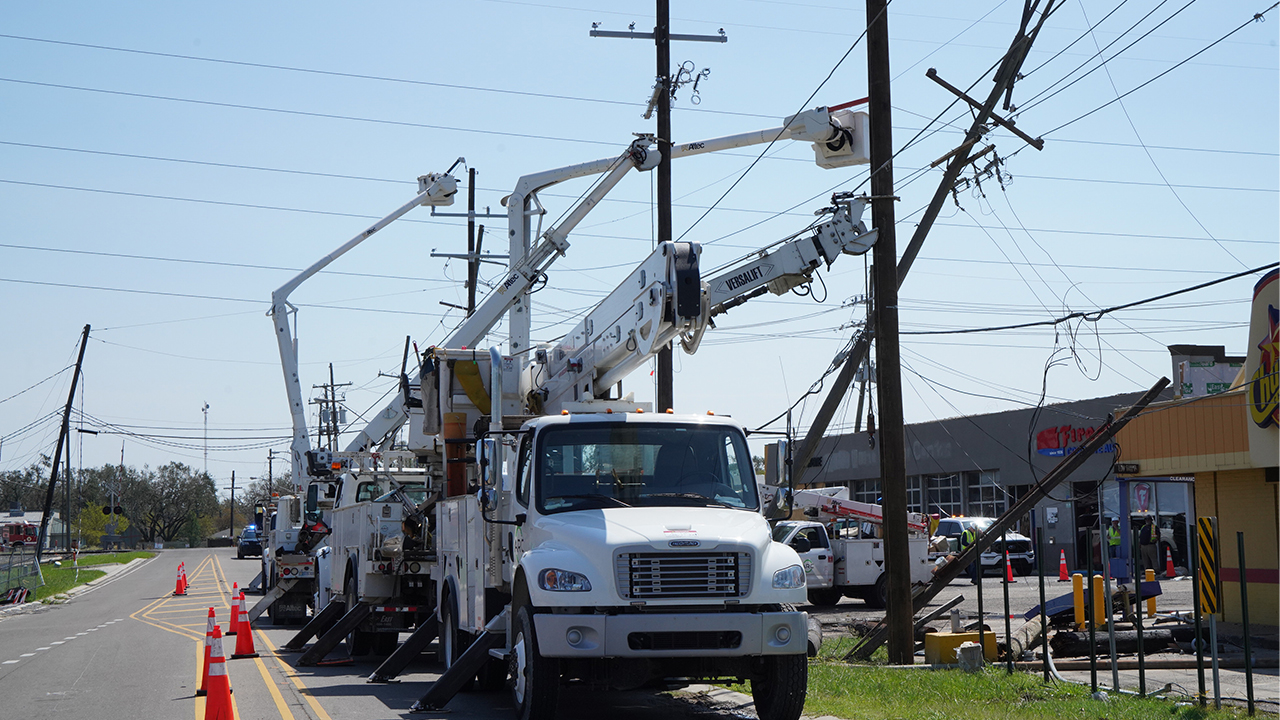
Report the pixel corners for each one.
[530,195,876,415]
[349,106,870,450]
[793,489,929,534]
[270,169,459,488]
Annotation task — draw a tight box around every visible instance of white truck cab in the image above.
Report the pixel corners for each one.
[440,410,811,720]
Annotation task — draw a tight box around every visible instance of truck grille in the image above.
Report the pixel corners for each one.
[615,551,751,599]
[627,631,742,651]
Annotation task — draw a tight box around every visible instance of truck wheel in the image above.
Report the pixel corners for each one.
[751,654,807,720]
[863,575,888,609]
[438,594,462,667]
[267,598,280,626]
[344,575,373,656]
[511,606,558,720]
[806,587,842,607]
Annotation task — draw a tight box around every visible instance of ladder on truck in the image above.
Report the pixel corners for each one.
[792,488,929,534]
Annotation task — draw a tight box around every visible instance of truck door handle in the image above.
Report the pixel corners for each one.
[818,555,827,560]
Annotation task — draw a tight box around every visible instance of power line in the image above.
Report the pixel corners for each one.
[902,262,1277,335]
[0,33,775,119]
[1041,3,1280,136]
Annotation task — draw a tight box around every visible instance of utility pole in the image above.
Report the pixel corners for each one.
[654,0,674,413]
[311,368,352,451]
[229,471,236,538]
[202,402,210,476]
[865,0,911,664]
[591,5,726,413]
[37,324,89,563]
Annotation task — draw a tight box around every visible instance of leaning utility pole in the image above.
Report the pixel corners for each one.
[790,0,1055,482]
[37,324,90,563]
[865,0,912,665]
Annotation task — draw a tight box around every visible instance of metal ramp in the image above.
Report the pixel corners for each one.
[247,570,263,594]
[368,614,439,683]
[247,577,296,623]
[297,601,372,666]
[280,599,346,652]
[410,609,507,712]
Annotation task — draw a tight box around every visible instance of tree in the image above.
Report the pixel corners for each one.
[0,457,52,512]
[122,462,218,543]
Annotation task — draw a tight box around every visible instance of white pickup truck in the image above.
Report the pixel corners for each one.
[931,516,1036,576]
[772,519,931,608]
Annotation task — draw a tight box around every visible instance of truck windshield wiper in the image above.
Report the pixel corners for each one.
[551,493,632,508]
[642,492,734,508]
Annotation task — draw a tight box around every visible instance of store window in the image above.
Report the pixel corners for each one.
[851,480,880,506]
[966,469,1005,518]
[925,474,963,517]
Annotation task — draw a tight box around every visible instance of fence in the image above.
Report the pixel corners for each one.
[1,546,42,598]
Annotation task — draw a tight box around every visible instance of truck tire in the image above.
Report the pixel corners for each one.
[863,575,888,609]
[344,574,373,656]
[806,587,842,607]
[751,654,807,720]
[438,593,462,667]
[511,606,558,720]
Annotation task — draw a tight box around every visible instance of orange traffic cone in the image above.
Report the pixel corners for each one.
[1165,547,1177,578]
[181,562,190,589]
[227,584,240,635]
[203,626,233,720]
[197,608,216,696]
[231,592,259,659]
[1003,550,1017,583]
[1057,549,1070,582]
[174,564,187,596]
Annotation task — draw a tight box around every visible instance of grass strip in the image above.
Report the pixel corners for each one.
[720,636,1252,719]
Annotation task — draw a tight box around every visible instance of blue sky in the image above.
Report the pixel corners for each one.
[1,1,1276,498]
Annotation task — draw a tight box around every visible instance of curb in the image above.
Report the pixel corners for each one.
[675,684,844,720]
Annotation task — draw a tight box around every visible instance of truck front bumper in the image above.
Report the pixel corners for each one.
[534,611,808,658]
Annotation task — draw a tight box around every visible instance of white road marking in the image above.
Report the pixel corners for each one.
[36,647,50,650]
[2,660,18,665]
[75,632,86,636]
[19,653,35,657]
[50,641,64,645]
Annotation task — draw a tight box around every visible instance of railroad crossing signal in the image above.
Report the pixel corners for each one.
[1197,516,1220,615]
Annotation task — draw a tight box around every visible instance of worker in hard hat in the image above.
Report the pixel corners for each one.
[960,524,980,585]
[1106,517,1121,559]
[1139,515,1159,571]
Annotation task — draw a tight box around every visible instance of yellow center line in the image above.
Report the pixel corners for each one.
[195,639,205,720]
[255,629,335,720]
[253,654,297,720]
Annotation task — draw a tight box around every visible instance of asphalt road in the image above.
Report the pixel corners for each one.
[2,550,1272,718]
[0,548,757,720]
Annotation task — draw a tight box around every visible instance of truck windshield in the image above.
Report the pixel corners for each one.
[537,423,758,513]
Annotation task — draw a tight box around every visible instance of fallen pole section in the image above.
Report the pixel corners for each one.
[846,376,1170,661]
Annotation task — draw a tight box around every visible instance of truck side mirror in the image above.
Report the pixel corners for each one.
[476,438,497,486]
[306,484,318,514]
[789,536,811,553]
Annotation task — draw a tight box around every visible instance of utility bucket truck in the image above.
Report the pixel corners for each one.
[772,488,932,608]
[271,107,874,720]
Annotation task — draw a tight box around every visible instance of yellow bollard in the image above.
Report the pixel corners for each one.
[1091,574,1106,627]
[1145,568,1156,618]
[1072,573,1085,629]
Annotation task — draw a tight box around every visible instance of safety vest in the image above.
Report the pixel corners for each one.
[1107,526,1121,546]
[960,527,977,551]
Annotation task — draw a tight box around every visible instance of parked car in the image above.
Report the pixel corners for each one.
[933,516,1036,575]
[236,526,262,559]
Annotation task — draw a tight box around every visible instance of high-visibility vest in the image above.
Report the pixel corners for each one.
[1107,526,1121,546]
[960,528,977,551]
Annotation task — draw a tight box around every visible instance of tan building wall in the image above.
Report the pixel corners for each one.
[1195,469,1279,626]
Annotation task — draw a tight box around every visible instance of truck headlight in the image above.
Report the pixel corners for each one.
[537,568,592,592]
[772,564,806,589]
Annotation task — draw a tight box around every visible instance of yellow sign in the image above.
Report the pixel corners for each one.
[1197,516,1219,616]
[1246,269,1278,466]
